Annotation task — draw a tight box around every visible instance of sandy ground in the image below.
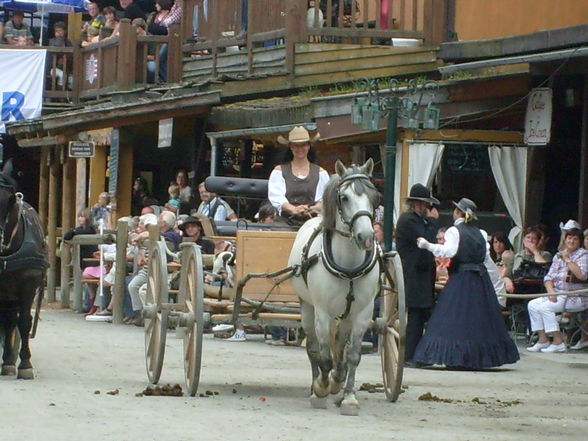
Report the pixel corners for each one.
[1,309,588,441]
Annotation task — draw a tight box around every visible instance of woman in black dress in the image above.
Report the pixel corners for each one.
[413,198,519,369]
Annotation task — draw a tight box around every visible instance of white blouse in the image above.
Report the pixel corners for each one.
[268,167,330,214]
[424,218,490,258]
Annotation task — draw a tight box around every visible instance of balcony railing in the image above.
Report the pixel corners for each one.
[1,0,449,106]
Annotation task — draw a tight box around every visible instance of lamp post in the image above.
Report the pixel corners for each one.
[351,78,440,251]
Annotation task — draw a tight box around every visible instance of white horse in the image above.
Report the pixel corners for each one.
[288,159,381,416]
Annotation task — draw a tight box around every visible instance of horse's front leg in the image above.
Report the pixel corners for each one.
[16,307,34,380]
[312,309,333,399]
[0,308,18,376]
[301,301,327,409]
[340,306,373,416]
[329,321,350,397]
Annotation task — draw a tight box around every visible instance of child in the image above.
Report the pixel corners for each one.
[165,183,181,213]
[92,192,112,229]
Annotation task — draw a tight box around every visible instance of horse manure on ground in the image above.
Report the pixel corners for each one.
[359,382,385,393]
[140,384,184,397]
[106,389,119,396]
[418,392,458,403]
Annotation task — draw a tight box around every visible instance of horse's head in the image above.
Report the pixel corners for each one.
[0,160,20,252]
[324,158,378,250]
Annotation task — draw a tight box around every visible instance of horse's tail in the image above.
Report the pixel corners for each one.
[30,279,44,339]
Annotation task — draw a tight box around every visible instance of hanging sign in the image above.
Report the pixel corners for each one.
[158,118,173,148]
[524,88,552,146]
[68,141,95,158]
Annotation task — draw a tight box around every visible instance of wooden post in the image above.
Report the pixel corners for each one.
[181,0,196,41]
[167,23,182,83]
[117,137,134,218]
[38,147,49,233]
[210,0,219,77]
[423,0,449,46]
[71,43,82,105]
[117,19,137,86]
[47,149,61,303]
[89,144,107,212]
[60,157,75,308]
[112,219,129,324]
[285,0,307,78]
[68,12,83,43]
[71,242,82,312]
[76,158,88,216]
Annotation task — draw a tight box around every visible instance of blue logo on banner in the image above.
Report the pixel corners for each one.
[1,91,25,122]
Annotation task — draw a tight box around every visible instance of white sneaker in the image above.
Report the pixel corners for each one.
[85,314,112,322]
[212,323,234,333]
[540,343,566,353]
[526,342,550,352]
[569,340,588,350]
[225,330,246,342]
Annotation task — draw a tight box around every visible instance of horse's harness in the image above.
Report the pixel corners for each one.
[297,172,382,320]
[0,179,48,274]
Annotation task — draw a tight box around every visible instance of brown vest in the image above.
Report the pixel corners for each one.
[282,162,320,206]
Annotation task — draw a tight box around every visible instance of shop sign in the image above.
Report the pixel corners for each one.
[68,141,95,158]
[524,88,552,145]
[158,118,173,148]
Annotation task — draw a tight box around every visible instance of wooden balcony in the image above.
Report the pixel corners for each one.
[2,0,449,108]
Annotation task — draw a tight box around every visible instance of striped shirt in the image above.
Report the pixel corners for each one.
[544,248,588,307]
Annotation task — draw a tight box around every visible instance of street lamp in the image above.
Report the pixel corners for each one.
[351,78,441,251]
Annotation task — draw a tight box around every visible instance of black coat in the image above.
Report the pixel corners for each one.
[395,211,437,308]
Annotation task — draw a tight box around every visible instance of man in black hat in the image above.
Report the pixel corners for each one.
[395,183,439,366]
[179,216,215,255]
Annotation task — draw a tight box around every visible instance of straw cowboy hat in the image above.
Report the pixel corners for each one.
[559,219,581,231]
[405,183,439,205]
[277,126,320,145]
[453,198,478,220]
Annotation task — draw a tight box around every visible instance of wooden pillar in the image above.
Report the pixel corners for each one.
[38,147,49,233]
[60,157,75,308]
[579,75,588,226]
[47,149,61,303]
[89,144,107,211]
[116,139,134,218]
[117,19,137,87]
[68,12,82,43]
[285,0,307,78]
[167,23,182,83]
[112,219,129,324]
[76,158,88,216]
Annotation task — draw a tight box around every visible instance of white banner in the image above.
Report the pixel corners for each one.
[0,49,47,134]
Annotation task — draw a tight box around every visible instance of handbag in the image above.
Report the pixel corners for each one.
[513,261,550,282]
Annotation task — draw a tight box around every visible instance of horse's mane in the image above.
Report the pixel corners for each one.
[321,164,379,231]
[0,172,17,193]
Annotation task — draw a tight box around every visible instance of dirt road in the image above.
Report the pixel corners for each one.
[1,309,587,441]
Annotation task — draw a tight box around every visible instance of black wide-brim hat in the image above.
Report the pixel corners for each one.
[178,215,202,232]
[452,198,478,219]
[405,183,439,205]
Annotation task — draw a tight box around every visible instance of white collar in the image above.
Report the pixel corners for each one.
[453,218,465,226]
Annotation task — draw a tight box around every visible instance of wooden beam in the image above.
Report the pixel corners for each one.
[403,129,524,143]
[60,158,75,308]
[47,152,61,303]
[117,139,134,218]
[38,147,49,232]
[17,135,67,148]
[75,158,88,216]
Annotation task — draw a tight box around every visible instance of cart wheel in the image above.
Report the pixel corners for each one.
[144,241,169,384]
[179,243,204,397]
[380,252,406,402]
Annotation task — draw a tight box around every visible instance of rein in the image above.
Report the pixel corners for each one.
[0,191,23,255]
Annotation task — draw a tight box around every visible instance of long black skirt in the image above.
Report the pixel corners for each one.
[413,271,520,369]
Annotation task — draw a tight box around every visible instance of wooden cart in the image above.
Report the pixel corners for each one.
[143,229,406,400]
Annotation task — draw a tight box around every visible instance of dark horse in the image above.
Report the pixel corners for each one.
[0,160,48,379]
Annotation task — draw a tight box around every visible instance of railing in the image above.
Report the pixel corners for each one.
[180,0,448,79]
[1,1,448,105]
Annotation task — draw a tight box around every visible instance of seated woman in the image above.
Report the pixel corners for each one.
[504,226,552,293]
[179,216,214,255]
[527,228,588,353]
[489,231,514,277]
[268,126,329,225]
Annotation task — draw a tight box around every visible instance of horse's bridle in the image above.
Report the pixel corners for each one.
[0,183,23,254]
[335,173,376,232]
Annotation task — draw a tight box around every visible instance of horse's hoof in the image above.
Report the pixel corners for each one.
[332,391,344,407]
[17,368,34,380]
[340,402,360,416]
[309,394,328,409]
[312,379,330,398]
[330,379,343,395]
[1,365,16,376]
[340,396,360,416]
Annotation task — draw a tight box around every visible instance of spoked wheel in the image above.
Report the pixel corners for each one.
[178,243,205,397]
[379,252,406,402]
[144,241,169,384]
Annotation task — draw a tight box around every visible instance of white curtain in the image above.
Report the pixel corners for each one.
[488,146,528,251]
[407,142,445,189]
